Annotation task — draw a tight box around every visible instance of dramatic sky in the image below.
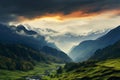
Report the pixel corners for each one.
[0,0,120,53]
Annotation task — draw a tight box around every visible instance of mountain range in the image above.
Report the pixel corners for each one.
[10,24,59,50]
[0,24,72,70]
[34,27,109,53]
[69,25,120,62]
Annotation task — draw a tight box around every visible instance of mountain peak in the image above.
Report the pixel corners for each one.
[16,25,37,35]
[16,25,26,31]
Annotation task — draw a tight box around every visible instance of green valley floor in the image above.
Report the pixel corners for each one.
[0,63,64,80]
[0,59,120,80]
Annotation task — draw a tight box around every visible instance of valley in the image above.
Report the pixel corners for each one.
[1,58,120,80]
[0,0,120,80]
[0,21,120,80]
[0,63,64,80]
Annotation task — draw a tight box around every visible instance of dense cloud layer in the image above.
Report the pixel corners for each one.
[0,0,120,23]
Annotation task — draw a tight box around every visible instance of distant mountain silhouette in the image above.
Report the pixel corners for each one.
[90,40,120,60]
[69,25,120,62]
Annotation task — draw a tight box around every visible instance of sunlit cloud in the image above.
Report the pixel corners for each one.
[11,11,119,53]
[4,0,120,53]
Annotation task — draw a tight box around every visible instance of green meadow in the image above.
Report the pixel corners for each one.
[49,58,120,80]
[0,63,64,80]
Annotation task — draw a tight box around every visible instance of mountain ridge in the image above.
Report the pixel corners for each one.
[69,25,120,62]
[89,40,120,60]
[0,24,72,71]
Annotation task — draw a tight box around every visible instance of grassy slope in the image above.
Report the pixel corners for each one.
[0,63,64,80]
[51,58,120,80]
[0,59,120,80]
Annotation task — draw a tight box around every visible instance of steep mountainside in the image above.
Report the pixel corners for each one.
[69,25,120,62]
[90,40,120,60]
[0,44,52,71]
[0,43,71,71]
[0,24,72,71]
[41,46,72,62]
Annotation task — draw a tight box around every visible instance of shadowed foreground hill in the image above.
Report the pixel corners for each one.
[41,46,72,63]
[0,44,71,71]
